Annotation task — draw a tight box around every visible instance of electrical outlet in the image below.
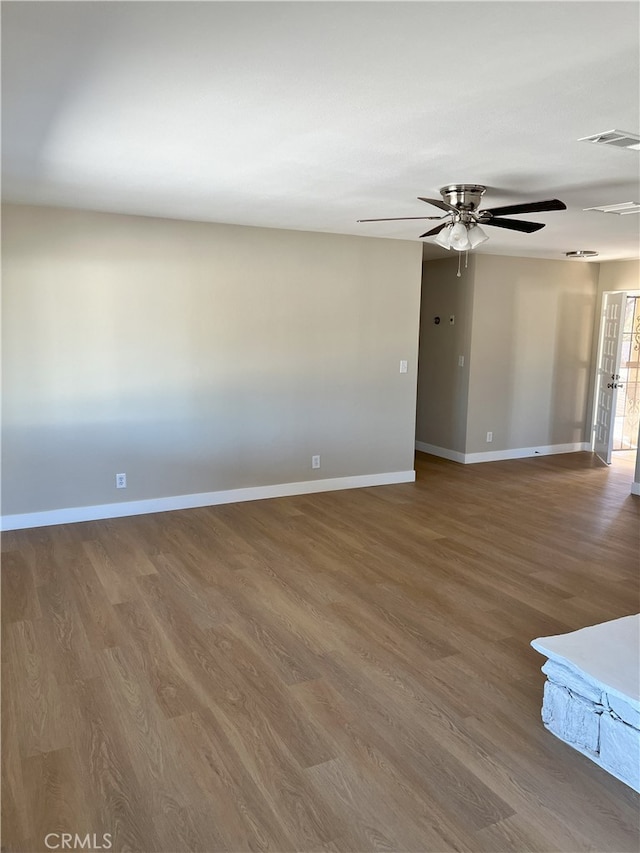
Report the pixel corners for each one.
[312,455,320,469]
[486,432,493,443]
[399,359,408,374]
[458,355,465,367]
[116,472,127,489]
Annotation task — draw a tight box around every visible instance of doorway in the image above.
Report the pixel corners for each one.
[612,294,639,453]
[592,289,640,480]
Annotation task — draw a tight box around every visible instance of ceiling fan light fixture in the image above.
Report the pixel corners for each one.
[467,223,489,248]
[449,221,471,251]
[434,226,453,249]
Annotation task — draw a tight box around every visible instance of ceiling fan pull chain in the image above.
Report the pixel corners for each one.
[465,251,468,269]
[457,253,462,278]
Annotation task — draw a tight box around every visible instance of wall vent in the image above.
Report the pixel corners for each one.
[583,202,640,215]
[578,130,640,150]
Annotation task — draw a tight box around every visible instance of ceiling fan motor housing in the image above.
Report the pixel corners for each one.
[440,184,487,221]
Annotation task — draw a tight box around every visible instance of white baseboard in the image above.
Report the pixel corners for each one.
[0,470,416,531]
[414,441,466,463]
[464,442,590,463]
[631,482,640,496]
[415,440,590,465]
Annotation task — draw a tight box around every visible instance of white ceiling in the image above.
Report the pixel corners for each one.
[2,1,639,261]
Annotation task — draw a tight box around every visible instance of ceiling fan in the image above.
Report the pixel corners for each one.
[358,184,567,252]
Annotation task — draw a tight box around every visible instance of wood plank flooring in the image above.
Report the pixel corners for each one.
[2,451,639,852]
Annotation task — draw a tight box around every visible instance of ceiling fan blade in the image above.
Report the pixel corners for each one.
[419,223,449,238]
[481,199,566,217]
[485,218,546,233]
[357,216,443,223]
[418,196,459,213]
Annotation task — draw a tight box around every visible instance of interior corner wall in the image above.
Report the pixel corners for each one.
[597,259,640,295]
[465,255,599,455]
[415,256,474,455]
[1,204,422,519]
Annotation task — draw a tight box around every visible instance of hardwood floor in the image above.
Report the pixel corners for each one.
[2,451,639,852]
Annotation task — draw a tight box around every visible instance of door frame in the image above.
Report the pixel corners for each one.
[591,289,640,471]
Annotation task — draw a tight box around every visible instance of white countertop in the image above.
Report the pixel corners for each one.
[531,614,640,711]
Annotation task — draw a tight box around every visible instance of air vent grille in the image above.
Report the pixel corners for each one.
[583,202,640,215]
[578,130,640,150]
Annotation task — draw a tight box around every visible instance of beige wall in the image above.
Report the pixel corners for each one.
[2,204,422,516]
[466,255,599,454]
[417,254,599,456]
[415,256,474,453]
[597,259,640,294]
